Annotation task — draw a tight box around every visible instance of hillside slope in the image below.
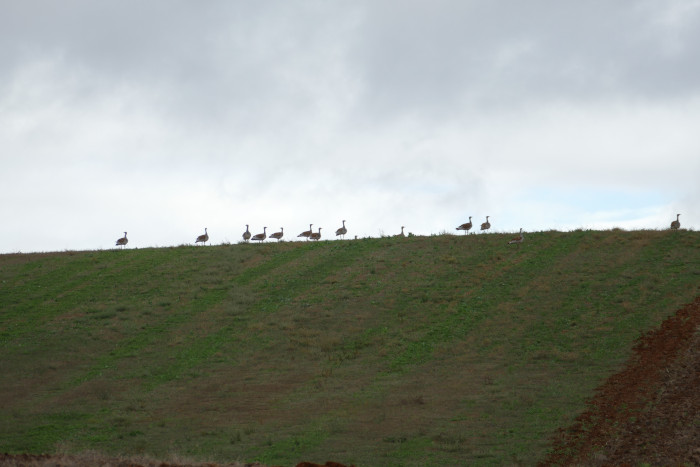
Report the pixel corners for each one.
[1,230,698,466]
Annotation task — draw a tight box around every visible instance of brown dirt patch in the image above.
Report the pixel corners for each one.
[0,453,355,467]
[0,452,268,467]
[540,295,700,466]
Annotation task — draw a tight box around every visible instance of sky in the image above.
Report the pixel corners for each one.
[1,0,699,253]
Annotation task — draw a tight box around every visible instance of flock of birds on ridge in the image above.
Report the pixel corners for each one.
[114,213,684,249]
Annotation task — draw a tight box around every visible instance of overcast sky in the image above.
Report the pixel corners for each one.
[2,0,699,253]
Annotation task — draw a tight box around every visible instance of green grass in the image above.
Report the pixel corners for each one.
[0,230,698,466]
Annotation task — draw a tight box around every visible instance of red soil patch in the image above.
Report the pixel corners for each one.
[0,453,267,467]
[0,453,282,467]
[540,295,700,466]
[0,453,356,467]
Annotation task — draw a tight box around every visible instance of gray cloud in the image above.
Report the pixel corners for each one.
[354,1,700,117]
[1,1,699,252]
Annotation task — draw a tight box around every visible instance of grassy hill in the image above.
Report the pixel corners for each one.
[1,229,698,466]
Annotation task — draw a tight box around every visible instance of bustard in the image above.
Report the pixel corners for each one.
[195,228,209,245]
[309,227,322,241]
[671,214,681,230]
[115,232,128,248]
[270,227,284,242]
[480,216,491,232]
[335,220,347,239]
[508,228,524,247]
[242,225,251,242]
[252,227,267,243]
[298,224,313,240]
[397,226,405,237]
[456,217,472,235]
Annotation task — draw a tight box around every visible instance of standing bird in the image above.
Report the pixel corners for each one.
[335,220,347,239]
[480,216,491,232]
[298,224,313,240]
[270,227,284,242]
[242,225,251,242]
[671,214,681,230]
[309,227,322,241]
[397,226,405,237]
[508,228,525,247]
[115,232,128,249]
[252,227,267,243]
[456,217,473,235]
[195,228,209,245]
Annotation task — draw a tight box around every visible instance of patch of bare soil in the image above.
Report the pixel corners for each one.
[0,452,268,467]
[541,296,700,466]
[0,452,275,467]
[0,453,355,467]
